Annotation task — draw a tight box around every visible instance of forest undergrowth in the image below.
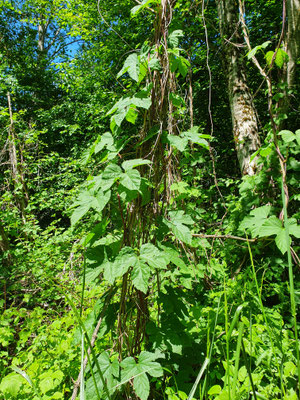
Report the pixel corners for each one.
[0,0,299,399]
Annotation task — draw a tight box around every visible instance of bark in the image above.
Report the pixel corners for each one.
[281,0,300,116]
[217,0,261,176]
[286,0,300,90]
[0,222,10,255]
[0,223,10,310]
[37,15,50,58]
[7,92,28,222]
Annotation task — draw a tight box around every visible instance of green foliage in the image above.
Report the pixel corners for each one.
[265,48,289,68]
[0,1,299,400]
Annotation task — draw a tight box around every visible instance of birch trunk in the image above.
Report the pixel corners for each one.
[217,0,260,176]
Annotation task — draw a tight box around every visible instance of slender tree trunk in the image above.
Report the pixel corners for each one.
[286,0,300,90]
[0,223,11,310]
[7,92,28,222]
[217,0,261,176]
[37,15,49,59]
[0,223,10,256]
[281,0,300,117]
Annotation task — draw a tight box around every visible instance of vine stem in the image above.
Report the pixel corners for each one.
[192,233,256,242]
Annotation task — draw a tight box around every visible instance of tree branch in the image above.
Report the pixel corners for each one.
[192,233,257,242]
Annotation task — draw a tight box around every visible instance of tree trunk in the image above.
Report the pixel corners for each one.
[7,92,28,222]
[37,15,49,58]
[286,0,300,90]
[217,0,261,176]
[280,0,300,118]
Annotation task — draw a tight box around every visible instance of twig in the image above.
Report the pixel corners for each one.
[192,234,257,242]
[97,0,132,49]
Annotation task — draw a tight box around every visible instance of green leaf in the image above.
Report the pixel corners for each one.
[107,97,132,116]
[117,53,139,82]
[168,30,184,48]
[120,352,163,400]
[95,132,115,154]
[125,106,138,124]
[182,126,210,149]
[70,188,111,226]
[278,130,296,143]
[112,107,127,127]
[120,169,141,191]
[261,40,272,49]
[177,56,190,77]
[95,190,111,212]
[122,158,151,171]
[11,366,42,399]
[102,163,122,184]
[259,143,274,157]
[70,190,94,224]
[140,243,168,269]
[164,211,194,245]
[0,373,24,397]
[86,265,103,283]
[247,41,271,59]
[96,352,119,387]
[138,61,148,83]
[170,56,179,73]
[238,366,248,382]
[86,352,119,398]
[295,129,300,146]
[169,93,185,107]
[131,259,150,293]
[71,203,91,226]
[133,374,149,400]
[158,244,186,268]
[239,205,271,237]
[167,135,188,151]
[289,219,300,238]
[283,361,296,378]
[265,50,274,66]
[148,57,161,71]
[169,210,194,225]
[121,357,138,381]
[172,223,192,245]
[254,215,299,254]
[265,49,288,68]
[107,97,134,128]
[247,46,259,59]
[105,247,137,283]
[208,385,222,395]
[258,216,283,237]
[274,48,289,68]
[39,376,54,394]
[182,126,199,140]
[275,228,290,254]
[131,94,152,109]
[138,351,163,377]
[131,0,156,17]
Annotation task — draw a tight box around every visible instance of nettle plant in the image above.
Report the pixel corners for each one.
[68,3,210,399]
